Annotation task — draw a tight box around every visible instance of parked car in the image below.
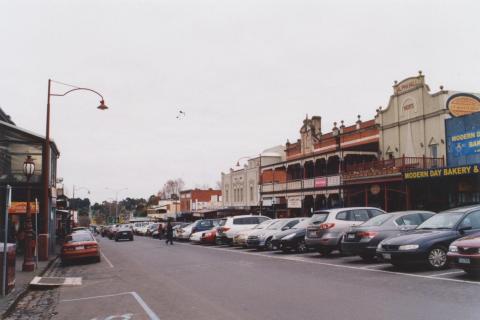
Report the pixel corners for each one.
[136,223,153,236]
[271,218,312,253]
[146,223,159,237]
[341,211,435,260]
[172,223,191,239]
[305,207,386,255]
[108,224,121,240]
[216,215,271,245]
[448,233,480,276]
[190,230,203,243]
[200,226,220,245]
[115,225,134,241]
[176,219,221,241]
[233,219,277,247]
[133,222,151,235]
[377,205,480,270]
[61,231,101,264]
[246,218,306,250]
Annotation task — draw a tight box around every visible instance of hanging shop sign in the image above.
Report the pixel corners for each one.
[314,177,327,188]
[370,184,381,195]
[404,164,480,180]
[287,196,302,208]
[8,202,39,215]
[447,93,480,117]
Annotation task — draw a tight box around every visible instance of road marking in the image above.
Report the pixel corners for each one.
[61,291,132,302]
[360,264,389,269]
[173,241,480,286]
[130,292,160,320]
[101,251,114,268]
[61,291,160,320]
[429,270,466,277]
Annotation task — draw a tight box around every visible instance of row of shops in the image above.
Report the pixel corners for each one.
[254,73,480,217]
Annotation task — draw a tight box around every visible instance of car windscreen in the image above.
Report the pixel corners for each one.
[218,219,227,226]
[416,212,464,230]
[69,233,94,242]
[293,219,311,229]
[310,213,329,225]
[362,214,392,227]
[255,220,274,229]
[267,220,285,230]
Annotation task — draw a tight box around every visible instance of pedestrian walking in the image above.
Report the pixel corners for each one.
[157,223,164,240]
[165,220,174,245]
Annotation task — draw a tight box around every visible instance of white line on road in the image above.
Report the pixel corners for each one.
[360,264,390,269]
[429,270,466,277]
[130,292,160,320]
[61,291,160,320]
[101,251,114,268]
[174,242,480,286]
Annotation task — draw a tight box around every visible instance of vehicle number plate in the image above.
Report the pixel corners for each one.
[308,231,317,237]
[76,246,85,250]
[347,234,356,239]
[122,232,128,235]
[382,253,391,260]
[458,257,471,264]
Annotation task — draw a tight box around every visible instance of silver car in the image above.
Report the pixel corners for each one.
[246,218,307,250]
[305,207,386,255]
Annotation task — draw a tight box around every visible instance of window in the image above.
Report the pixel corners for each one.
[352,209,370,221]
[335,211,348,220]
[368,209,384,218]
[429,144,438,158]
[458,211,480,230]
[250,185,254,201]
[396,214,422,226]
[234,217,251,225]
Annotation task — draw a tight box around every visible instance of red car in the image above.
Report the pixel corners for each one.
[61,231,101,264]
[200,228,218,245]
[448,233,480,276]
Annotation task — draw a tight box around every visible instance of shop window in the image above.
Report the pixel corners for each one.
[429,144,438,158]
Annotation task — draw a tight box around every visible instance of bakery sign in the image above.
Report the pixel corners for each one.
[447,93,480,117]
[394,77,423,95]
[404,164,480,180]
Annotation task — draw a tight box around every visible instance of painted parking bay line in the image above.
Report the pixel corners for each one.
[173,241,480,286]
[61,291,160,320]
[101,251,114,268]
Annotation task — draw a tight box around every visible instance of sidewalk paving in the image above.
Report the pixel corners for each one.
[0,254,57,318]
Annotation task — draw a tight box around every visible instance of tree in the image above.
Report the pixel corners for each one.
[160,178,185,199]
[147,195,160,206]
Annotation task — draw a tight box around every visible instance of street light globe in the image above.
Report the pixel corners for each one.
[23,155,35,178]
[97,100,108,110]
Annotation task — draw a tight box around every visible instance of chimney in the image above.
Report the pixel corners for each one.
[311,116,322,136]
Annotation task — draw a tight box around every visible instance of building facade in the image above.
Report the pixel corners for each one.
[260,115,379,217]
[180,188,222,217]
[221,146,285,213]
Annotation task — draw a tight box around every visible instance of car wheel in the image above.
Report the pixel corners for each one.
[265,238,274,251]
[296,240,308,253]
[130,237,134,241]
[427,246,448,270]
[281,248,290,253]
[318,247,333,256]
[95,256,101,263]
[115,238,119,242]
[360,254,375,261]
[464,269,480,277]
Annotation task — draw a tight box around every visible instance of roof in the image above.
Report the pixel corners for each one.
[0,119,60,156]
[0,108,14,125]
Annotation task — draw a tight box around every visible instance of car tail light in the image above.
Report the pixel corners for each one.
[357,231,378,239]
[319,223,335,230]
[85,244,98,249]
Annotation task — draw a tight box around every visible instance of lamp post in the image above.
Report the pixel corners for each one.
[105,187,128,223]
[22,155,35,272]
[41,79,107,260]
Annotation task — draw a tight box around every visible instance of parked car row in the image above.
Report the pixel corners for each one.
[100,224,134,241]
[155,206,480,276]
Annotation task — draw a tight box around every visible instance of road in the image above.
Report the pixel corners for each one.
[45,235,480,320]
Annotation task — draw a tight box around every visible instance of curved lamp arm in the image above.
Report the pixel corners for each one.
[50,87,108,110]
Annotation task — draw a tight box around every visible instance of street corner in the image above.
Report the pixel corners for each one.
[54,292,158,320]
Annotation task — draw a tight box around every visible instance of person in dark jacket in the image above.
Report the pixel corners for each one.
[165,220,174,245]
[157,223,164,240]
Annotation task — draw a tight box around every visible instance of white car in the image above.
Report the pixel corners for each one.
[216,215,271,245]
[133,222,150,235]
[233,219,278,247]
[246,218,308,250]
[189,231,203,243]
[175,223,194,240]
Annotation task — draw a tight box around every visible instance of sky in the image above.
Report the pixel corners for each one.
[1,0,480,203]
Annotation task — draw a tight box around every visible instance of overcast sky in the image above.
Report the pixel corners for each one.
[1,0,479,203]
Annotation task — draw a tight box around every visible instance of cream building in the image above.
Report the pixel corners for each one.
[376,72,452,160]
[221,146,285,210]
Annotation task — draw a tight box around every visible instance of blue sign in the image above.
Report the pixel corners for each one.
[446,112,480,167]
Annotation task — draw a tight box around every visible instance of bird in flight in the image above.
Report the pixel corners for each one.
[176,110,186,120]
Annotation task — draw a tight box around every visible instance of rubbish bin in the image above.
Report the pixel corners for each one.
[0,243,16,295]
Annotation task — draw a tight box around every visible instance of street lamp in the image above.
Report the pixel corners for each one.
[105,187,128,223]
[41,79,108,260]
[22,155,35,272]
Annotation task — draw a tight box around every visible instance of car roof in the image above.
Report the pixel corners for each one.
[313,207,382,213]
[441,204,480,214]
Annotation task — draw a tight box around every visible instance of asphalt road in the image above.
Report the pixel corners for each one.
[51,235,480,320]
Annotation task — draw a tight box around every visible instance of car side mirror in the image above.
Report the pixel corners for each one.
[459,226,472,234]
